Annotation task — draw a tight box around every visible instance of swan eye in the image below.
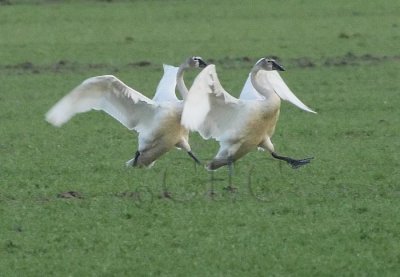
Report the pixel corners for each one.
[192,57,207,68]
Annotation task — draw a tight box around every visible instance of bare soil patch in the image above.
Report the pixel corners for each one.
[1,53,399,75]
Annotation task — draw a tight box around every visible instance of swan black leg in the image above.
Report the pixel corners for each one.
[132,151,140,167]
[228,160,233,186]
[271,152,313,169]
[223,159,237,192]
[187,151,201,165]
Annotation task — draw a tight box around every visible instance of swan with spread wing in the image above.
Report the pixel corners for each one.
[46,56,207,168]
[181,57,316,171]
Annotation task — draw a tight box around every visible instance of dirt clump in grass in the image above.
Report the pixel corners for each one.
[291,57,316,68]
[128,61,152,67]
[323,52,400,67]
[0,0,12,5]
[57,191,83,199]
[116,191,141,200]
[158,190,173,199]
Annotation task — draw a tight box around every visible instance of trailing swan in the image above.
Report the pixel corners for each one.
[46,56,207,168]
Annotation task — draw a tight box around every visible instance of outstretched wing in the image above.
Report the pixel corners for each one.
[181,64,240,140]
[259,70,316,113]
[45,75,157,132]
[239,73,265,100]
[152,64,179,102]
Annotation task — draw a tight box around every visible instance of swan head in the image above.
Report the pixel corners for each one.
[184,56,208,69]
[255,58,285,71]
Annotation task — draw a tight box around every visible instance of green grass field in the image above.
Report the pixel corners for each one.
[1,0,400,276]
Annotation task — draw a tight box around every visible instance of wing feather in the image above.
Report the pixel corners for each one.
[181,65,240,140]
[45,75,157,132]
[262,71,316,113]
[239,73,265,100]
[152,64,179,102]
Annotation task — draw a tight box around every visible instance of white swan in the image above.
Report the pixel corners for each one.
[46,56,207,168]
[181,58,316,171]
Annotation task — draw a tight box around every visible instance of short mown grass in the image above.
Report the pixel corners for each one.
[1,0,400,276]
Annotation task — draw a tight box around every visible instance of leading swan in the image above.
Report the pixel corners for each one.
[181,57,316,171]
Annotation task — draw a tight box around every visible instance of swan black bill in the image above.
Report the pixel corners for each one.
[271,60,285,71]
[198,59,208,68]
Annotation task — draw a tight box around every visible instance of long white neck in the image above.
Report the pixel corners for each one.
[176,65,188,100]
[250,67,280,103]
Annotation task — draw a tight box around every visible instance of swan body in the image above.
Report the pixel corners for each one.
[181,58,315,170]
[46,57,207,168]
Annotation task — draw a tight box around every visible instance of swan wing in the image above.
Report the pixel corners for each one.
[239,73,265,100]
[263,70,316,113]
[152,64,179,102]
[182,64,240,140]
[45,75,157,132]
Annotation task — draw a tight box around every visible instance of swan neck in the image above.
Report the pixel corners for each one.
[250,68,277,100]
[176,65,188,100]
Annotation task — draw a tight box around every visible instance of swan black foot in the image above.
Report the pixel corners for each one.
[271,152,313,169]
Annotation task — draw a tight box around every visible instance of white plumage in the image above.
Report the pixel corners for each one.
[181,58,315,171]
[46,75,156,132]
[46,57,207,168]
[242,70,316,113]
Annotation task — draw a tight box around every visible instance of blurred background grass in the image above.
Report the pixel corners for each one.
[1,0,400,276]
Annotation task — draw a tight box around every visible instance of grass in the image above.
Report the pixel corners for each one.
[1,0,400,276]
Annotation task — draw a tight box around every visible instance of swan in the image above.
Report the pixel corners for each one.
[46,56,207,168]
[181,57,316,172]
